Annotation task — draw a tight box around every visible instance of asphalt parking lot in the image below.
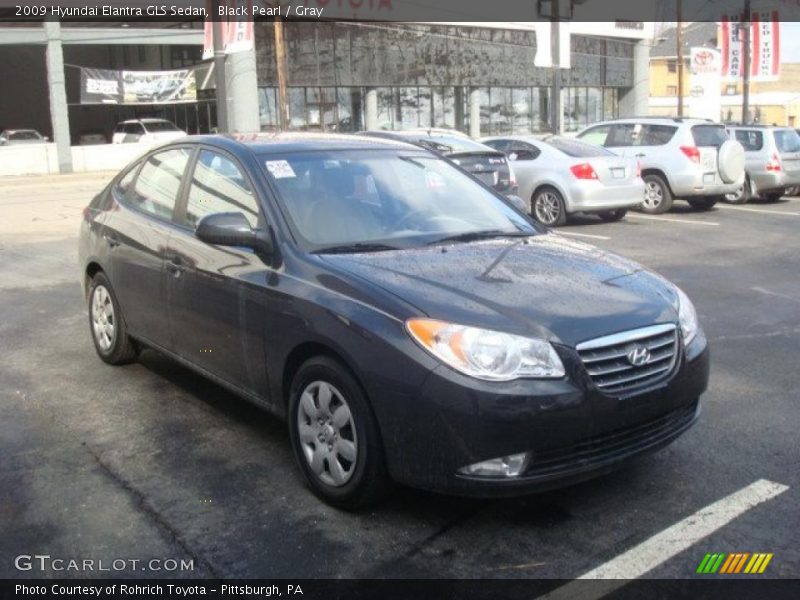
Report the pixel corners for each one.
[1,172,798,581]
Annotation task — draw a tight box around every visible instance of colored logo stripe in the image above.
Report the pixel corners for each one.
[698,552,773,574]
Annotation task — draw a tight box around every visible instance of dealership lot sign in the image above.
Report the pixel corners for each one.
[720,11,780,82]
[80,68,198,104]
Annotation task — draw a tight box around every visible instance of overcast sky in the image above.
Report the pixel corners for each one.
[781,22,800,62]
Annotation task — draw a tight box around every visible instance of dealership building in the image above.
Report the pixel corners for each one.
[0,20,650,175]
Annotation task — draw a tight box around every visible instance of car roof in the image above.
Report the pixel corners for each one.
[119,118,173,124]
[589,117,717,126]
[173,132,425,154]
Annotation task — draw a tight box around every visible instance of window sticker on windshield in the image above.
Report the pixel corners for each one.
[425,170,446,189]
[265,160,296,179]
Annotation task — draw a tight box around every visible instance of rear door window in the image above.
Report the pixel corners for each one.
[506,141,540,161]
[638,125,677,146]
[129,148,191,221]
[734,129,763,151]
[692,125,728,147]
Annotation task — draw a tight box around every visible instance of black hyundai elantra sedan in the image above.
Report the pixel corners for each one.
[79,133,709,508]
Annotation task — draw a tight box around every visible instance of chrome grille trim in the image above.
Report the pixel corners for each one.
[576,324,679,396]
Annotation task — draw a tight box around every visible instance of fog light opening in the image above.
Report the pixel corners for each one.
[458,452,530,478]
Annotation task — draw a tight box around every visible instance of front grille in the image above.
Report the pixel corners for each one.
[576,324,679,397]
[524,400,698,479]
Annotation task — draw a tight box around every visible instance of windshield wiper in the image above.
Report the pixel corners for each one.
[314,242,402,255]
[426,230,532,246]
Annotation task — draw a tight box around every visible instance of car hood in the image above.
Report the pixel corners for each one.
[319,233,679,347]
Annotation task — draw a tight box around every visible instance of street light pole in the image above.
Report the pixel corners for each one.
[742,0,752,123]
[212,1,229,133]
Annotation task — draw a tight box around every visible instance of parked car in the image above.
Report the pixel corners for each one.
[78,129,108,146]
[112,119,186,145]
[576,118,745,214]
[79,133,709,508]
[723,125,800,203]
[358,130,524,209]
[0,129,48,145]
[481,135,644,226]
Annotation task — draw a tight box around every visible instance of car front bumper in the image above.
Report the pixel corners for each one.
[378,333,709,497]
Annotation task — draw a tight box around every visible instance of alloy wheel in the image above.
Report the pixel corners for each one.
[91,285,116,351]
[296,381,358,487]
[534,191,561,225]
[643,181,664,210]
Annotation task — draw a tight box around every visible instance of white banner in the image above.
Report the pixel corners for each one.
[689,47,722,122]
[720,11,780,82]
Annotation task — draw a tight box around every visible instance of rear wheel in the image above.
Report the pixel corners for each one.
[598,209,628,222]
[784,186,800,197]
[687,196,720,211]
[641,174,673,214]
[288,356,390,509]
[531,186,568,227]
[724,179,751,204]
[88,272,138,365]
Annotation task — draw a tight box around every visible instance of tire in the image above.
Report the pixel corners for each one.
[88,272,138,365]
[531,186,568,227]
[598,208,628,222]
[288,356,390,509]
[785,186,800,197]
[724,179,751,204]
[641,174,673,214]
[687,196,720,211]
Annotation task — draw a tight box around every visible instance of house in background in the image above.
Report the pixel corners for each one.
[649,22,800,126]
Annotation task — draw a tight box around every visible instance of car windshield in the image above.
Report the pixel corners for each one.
[143,121,180,133]
[9,130,41,140]
[774,129,800,153]
[547,137,615,157]
[263,150,537,252]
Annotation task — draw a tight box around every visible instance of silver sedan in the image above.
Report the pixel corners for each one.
[481,135,645,227]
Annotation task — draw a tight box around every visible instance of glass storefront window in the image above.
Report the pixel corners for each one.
[259,88,278,131]
[603,88,617,121]
[511,87,532,133]
[398,87,420,129]
[587,87,602,128]
[432,87,456,129]
[288,88,306,129]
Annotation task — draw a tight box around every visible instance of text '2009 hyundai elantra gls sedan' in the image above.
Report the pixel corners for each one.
[79,133,709,508]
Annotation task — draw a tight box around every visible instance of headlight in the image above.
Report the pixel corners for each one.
[406,319,565,381]
[674,286,699,345]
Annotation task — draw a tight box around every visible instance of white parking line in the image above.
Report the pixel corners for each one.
[538,479,789,600]
[627,214,720,226]
[717,204,800,216]
[559,231,612,241]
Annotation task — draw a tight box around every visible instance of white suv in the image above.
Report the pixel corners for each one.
[112,119,186,145]
[577,118,745,214]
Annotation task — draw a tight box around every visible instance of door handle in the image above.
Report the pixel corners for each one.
[166,255,185,278]
[635,153,646,158]
[103,234,120,248]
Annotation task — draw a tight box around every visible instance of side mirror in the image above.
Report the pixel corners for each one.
[195,212,274,255]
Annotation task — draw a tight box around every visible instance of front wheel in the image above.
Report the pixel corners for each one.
[641,174,673,214]
[288,356,390,509]
[598,208,628,222]
[687,196,720,211]
[531,186,568,227]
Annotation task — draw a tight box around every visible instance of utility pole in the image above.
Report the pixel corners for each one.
[676,0,684,117]
[742,0,752,123]
[274,18,289,131]
[550,0,561,134]
[212,1,229,133]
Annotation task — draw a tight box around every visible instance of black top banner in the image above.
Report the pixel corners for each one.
[2,0,800,22]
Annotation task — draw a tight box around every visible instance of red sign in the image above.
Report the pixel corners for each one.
[720,11,780,81]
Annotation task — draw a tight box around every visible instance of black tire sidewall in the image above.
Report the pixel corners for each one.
[288,356,386,508]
